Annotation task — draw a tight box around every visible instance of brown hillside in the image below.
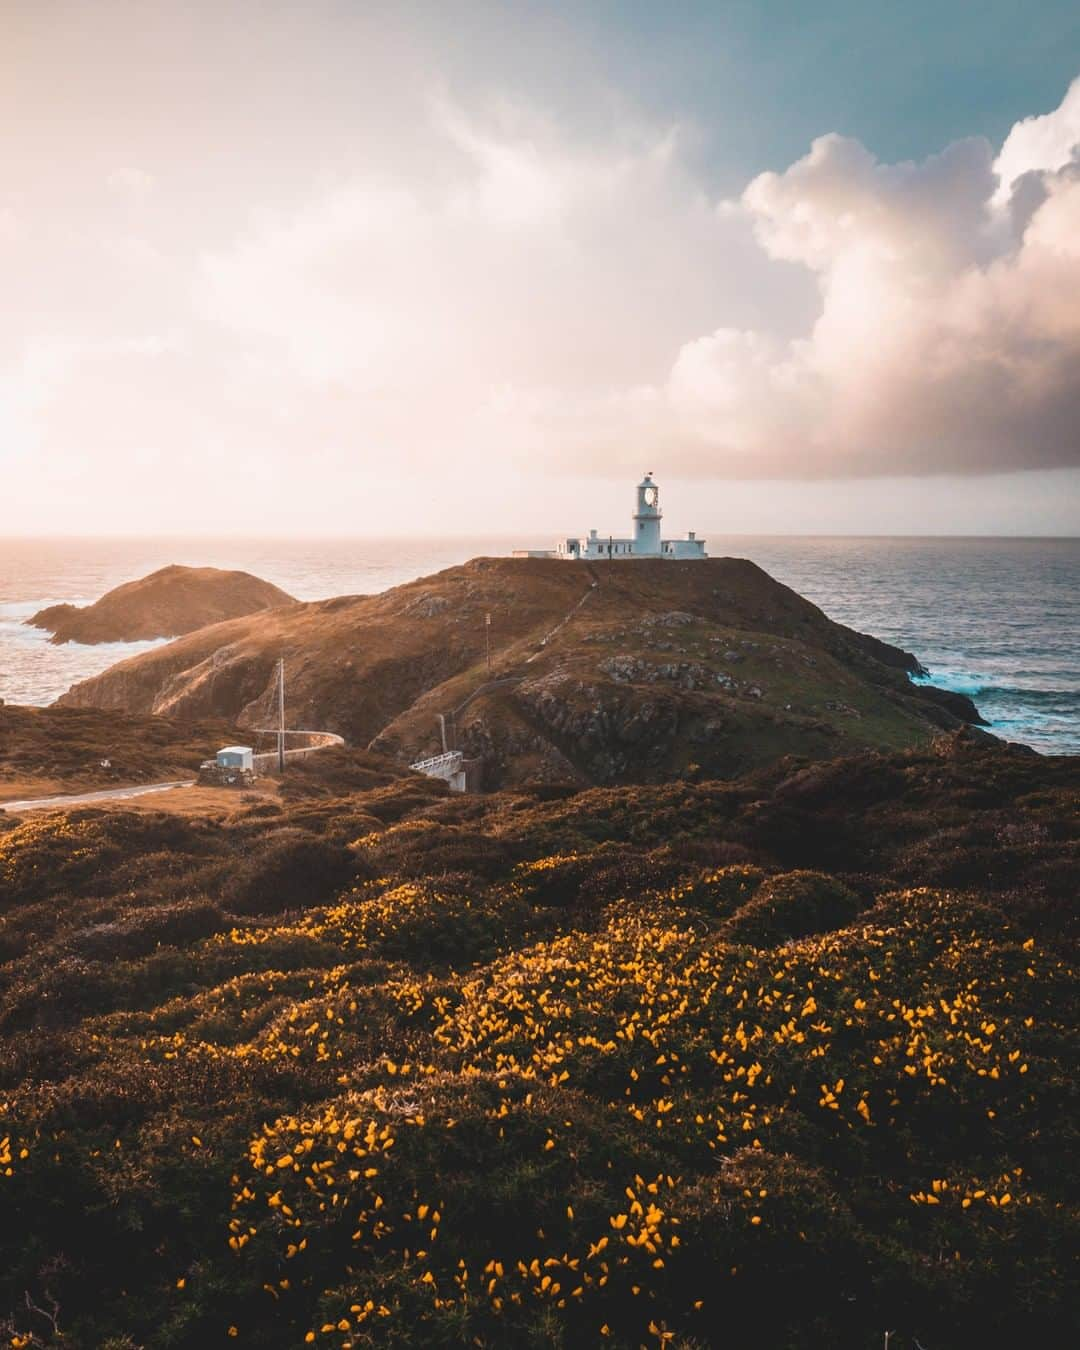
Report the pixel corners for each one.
[28,564,294,644]
[56,557,984,786]
[0,703,243,795]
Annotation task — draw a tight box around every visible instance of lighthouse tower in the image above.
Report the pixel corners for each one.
[521,472,707,560]
[633,473,662,556]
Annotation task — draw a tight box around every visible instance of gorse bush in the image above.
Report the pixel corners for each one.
[228,880,537,969]
[65,898,229,962]
[223,832,358,916]
[678,863,765,915]
[354,819,516,884]
[0,741,1076,1348]
[722,869,861,945]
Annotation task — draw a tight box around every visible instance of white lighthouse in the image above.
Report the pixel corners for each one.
[633,473,662,556]
[513,473,707,561]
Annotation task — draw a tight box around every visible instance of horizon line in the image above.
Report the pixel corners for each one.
[0,532,1077,543]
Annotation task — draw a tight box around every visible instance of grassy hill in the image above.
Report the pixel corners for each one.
[0,735,1075,1348]
[57,558,980,787]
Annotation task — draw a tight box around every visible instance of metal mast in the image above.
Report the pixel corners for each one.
[277,657,286,773]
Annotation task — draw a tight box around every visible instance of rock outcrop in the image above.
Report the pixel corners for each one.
[57,556,988,787]
[29,565,294,645]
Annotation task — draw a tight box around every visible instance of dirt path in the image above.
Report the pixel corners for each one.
[0,780,196,813]
[523,577,598,663]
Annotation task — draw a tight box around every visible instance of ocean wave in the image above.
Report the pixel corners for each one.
[975,687,1080,707]
[914,671,1079,701]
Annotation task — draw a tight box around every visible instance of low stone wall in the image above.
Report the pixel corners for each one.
[197,763,257,788]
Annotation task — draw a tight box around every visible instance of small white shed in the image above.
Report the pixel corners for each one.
[216,746,254,772]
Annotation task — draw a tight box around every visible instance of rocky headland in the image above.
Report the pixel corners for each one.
[56,556,986,787]
[28,563,294,645]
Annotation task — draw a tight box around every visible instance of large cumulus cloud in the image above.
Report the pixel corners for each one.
[664,78,1080,476]
[188,74,1080,482]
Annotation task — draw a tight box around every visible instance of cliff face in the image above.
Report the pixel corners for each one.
[57,556,983,785]
[28,564,294,644]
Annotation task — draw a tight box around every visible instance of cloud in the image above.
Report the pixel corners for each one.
[994,74,1080,201]
[192,98,797,466]
[187,80,1080,484]
[658,89,1080,476]
[106,166,156,200]
[1,37,1078,534]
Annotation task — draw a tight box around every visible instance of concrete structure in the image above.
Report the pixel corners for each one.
[515,474,706,561]
[409,749,478,793]
[216,746,254,772]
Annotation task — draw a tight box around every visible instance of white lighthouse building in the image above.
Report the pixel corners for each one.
[516,474,706,561]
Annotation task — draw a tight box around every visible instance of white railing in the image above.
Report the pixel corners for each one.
[409,750,464,776]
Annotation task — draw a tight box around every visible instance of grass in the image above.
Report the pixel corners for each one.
[0,705,242,797]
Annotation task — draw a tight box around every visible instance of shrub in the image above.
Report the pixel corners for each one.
[510,844,690,911]
[66,899,229,962]
[679,863,765,916]
[223,831,357,915]
[671,1149,871,1348]
[722,869,861,945]
[0,741,1074,1349]
[355,819,515,883]
[510,852,600,907]
[312,882,532,968]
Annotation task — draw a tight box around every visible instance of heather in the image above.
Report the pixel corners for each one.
[0,737,1076,1348]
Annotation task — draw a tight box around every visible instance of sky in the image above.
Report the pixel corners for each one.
[2,0,1079,537]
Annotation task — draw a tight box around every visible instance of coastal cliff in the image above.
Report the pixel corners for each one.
[57,557,984,785]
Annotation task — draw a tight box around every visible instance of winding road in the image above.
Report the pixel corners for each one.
[0,780,196,814]
[0,729,347,813]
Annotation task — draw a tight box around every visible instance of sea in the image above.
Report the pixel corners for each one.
[0,536,1076,756]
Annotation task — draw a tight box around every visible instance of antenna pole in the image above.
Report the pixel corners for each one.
[277,657,286,773]
[485,611,492,675]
